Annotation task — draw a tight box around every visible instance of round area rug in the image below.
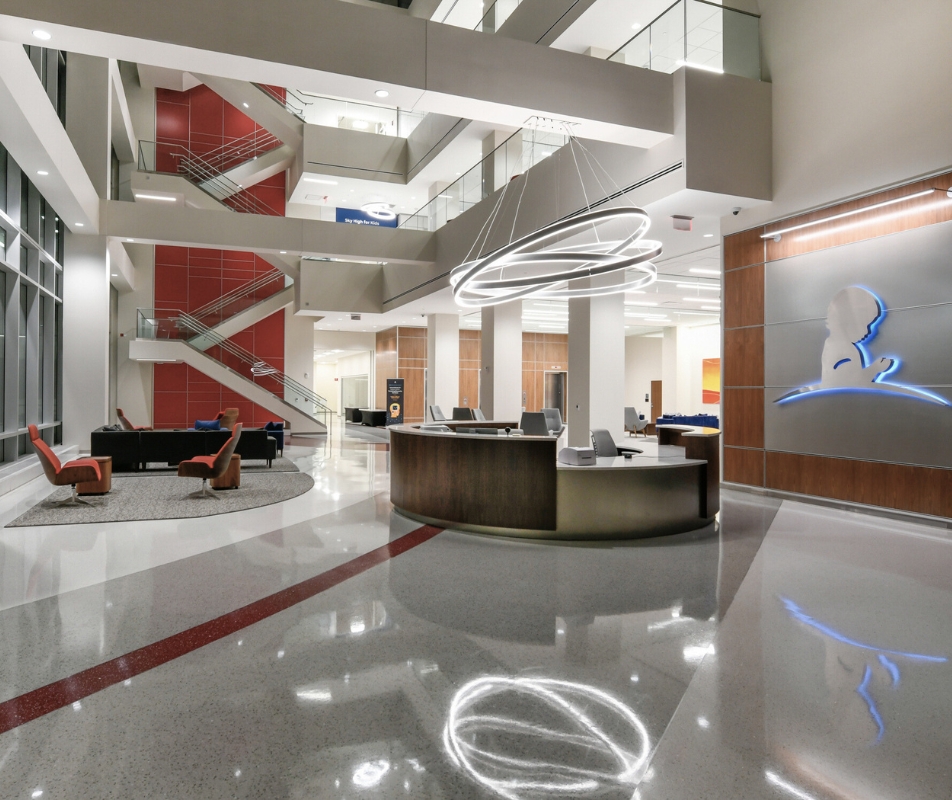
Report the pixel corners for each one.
[6,470,315,527]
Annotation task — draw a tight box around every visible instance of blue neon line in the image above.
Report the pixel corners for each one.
[775,385,951,406]
[856,665,885,743]
[878,654,901,687]
[833,358,851,370]
[780,597,948,662]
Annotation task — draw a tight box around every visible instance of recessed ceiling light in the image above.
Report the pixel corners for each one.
[303,177,338,185]
[242,102,249,108]
[703,233,714,238]
[126,238,134,242]
[690,268,720,275]
[74,222,84,227]
[280,250,287,254]
[134,193,177,202]
[36,170,48,176]
[111,273,118,277]
[375,89,389,98]
[32,29,51,41]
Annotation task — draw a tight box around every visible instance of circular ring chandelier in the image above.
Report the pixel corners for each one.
[450,206,661,308]
[360,201,396,221]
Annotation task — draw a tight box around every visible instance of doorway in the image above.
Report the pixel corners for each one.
[544,371,567,419]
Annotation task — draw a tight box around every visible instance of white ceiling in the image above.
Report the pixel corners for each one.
[551,0,676,56]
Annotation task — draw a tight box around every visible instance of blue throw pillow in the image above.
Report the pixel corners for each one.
[194,419,221,431]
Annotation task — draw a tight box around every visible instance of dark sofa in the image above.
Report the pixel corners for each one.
[91,428,278,470]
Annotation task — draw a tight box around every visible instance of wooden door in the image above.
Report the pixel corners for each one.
[650,380,662,423]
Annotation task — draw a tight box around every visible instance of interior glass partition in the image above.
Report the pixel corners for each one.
[609,0,761,81]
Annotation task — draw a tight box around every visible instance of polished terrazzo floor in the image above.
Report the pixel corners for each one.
[0,422,949,798]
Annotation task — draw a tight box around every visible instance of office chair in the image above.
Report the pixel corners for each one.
[591,429,641,458]
[452,407,476,421]
[624,407,649,437]
[519,412,550,436]
[473,408,486,421]
[541,407,565,435]
[429,405,447,421]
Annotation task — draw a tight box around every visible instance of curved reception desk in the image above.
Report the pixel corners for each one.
[390,423,720,540]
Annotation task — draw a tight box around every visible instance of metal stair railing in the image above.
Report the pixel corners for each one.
[188,271,289,328]
[189,129,282,176]
[254,84,311,121]
[137,308,331,430]
[138,141,282,216]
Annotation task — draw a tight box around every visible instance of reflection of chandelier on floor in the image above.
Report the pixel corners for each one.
[451,133,662,308]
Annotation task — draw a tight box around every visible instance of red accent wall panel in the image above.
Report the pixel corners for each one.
[153,246,287,429]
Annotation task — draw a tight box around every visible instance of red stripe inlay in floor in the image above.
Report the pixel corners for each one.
[0,524,443,735]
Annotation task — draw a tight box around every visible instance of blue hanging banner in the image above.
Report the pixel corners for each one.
[335,207,398,228]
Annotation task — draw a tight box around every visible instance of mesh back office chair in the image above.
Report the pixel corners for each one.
[591,429,641,458]
[541,407,564,435]
[624,407,649,437]
[429,405,447,421]
[453,407,476,421]
[520,412,550,436]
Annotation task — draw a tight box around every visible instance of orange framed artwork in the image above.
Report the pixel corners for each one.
[702,358,721,404]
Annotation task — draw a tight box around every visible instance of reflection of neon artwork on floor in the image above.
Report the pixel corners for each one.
[774,287,951,406]
[780,597,947,743]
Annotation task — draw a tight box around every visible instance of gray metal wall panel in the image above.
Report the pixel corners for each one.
[766,304,952,389]
[765,220,952,324]
[764,386,952,468]
[764,219,952,469]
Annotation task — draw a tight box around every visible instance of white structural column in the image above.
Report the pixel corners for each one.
[479,301,522,420]
[425,314,460,421]
[482,130,523,193]
[567,291,626,447]
[661,325,692,415]
[64,234,111,449]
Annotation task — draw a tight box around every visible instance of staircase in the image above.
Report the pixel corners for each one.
[137,137,292,216]
[187,272,295,349]
[133,308,330,435]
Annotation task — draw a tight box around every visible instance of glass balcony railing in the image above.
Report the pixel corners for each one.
[609,0,760,81]
[400,127,567,232]
[137,308,331,426]
[291,92,425,139]
[437,0,523,33]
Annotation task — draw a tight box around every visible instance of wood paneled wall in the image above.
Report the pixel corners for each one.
[459,330,481,408]
[374,327,426,422]
[522,333,568,413]
[374,328,397,411]
[722,169,952,517]
[375,328,570,419]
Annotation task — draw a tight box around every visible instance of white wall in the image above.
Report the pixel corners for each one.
[284,308,315,401]
[660,323,721,417]
[727,0,952,234]
[625,335,661,416]
[314,363,339,413]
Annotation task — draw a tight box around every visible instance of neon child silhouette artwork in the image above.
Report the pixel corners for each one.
[775,286,950,405]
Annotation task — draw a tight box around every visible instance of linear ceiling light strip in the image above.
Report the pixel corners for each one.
[761,187,950,239]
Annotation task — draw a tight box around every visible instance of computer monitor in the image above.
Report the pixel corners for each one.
[520,412,550,436]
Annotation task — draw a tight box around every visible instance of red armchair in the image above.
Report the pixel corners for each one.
[29,425,102,507]
[177,424,243,498]
[117,408,151,431]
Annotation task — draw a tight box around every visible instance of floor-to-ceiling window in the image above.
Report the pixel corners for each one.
[0,142,65,461]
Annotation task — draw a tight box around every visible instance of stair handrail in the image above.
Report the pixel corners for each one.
[189,271,289,325]
[139,308,330,413]
[154,143,282,216]
[189,129,282,175]
[253,83,311,121]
